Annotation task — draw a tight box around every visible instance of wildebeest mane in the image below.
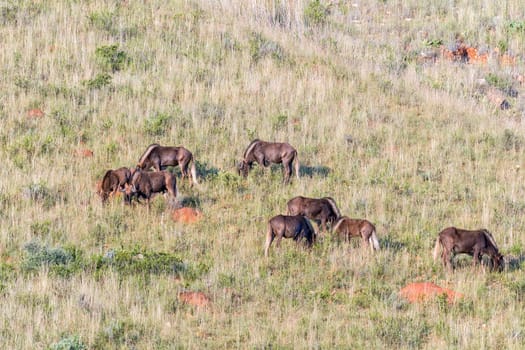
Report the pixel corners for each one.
[332,216,347,233]
[243,139,261,159]
[481,229,499,250]
[322,197,341,219]
[137,143,160,167]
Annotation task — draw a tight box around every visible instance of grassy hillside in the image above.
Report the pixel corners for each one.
[1,0,525,348]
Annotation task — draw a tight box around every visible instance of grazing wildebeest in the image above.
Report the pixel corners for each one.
[332,216,380,252]
[137,144,198,186]
[264,215,316,257]
[287,196,341,232]
[123,168,178,208]
[433,227,503,271]
[96,167,131,203]
[238,139,299,184]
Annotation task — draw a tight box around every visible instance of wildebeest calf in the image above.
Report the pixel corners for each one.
[123,168,178,208]
[433,227,503,271]
[264,215,316,257]
[96,167,131,203]
[332,216,380,252]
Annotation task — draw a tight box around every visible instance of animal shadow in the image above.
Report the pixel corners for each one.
[380,235,405,252]
[196,161,219,180]
[504,254,525,271]
[299,165,331,178]
[175,195,201,209]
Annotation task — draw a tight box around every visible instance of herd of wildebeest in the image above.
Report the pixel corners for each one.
[96,139,505,272]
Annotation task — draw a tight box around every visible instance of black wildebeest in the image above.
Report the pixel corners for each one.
[332,216,380,252]
[137,144,198,186]
[287,196,341,232]
[238,139,299,184]
[96,167,131,203]
[123,168,178,208]
[433,227,504,271]
[264,215,316,257]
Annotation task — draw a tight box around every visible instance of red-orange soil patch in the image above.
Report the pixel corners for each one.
[178,291,210,307]
[172,207,202,224]
[400,282,463,304]
[27,108,45,118]
[74,149,94,157]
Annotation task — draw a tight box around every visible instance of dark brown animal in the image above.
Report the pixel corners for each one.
[264,215,316,257]
[96,167,131,203]
[287,196,341,232]
[332,216,380,252]
[238,139,299,184]
[123,168,178,208]
[137,144,198,186]
[433,227,503,271]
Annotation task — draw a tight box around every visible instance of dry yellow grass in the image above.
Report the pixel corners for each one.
[1,0,525,348]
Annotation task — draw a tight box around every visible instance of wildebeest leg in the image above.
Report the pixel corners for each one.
[443,250,453,271]
[180,160,191,186]
[264,223,275,257]
[472,248,481,268]
[282,160,291,184]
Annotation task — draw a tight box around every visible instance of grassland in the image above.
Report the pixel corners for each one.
[2,0,525,348]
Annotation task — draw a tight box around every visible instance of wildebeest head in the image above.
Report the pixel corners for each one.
[237,160,250,177]
[493,253,504,271]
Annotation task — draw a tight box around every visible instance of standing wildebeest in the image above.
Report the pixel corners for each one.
[96,167,131,203]
[264,215,316,257]
[287,196,341,232]
[238,139,299,184]
[137,144,198,186]
[433,227,503,271]
[332,216,380,252]
[123,168,178,208]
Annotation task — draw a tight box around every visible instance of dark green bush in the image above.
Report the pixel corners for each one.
[83,73,112,89]
[49,335,87,350]
[95,44,128,72]
[304,0,329,27]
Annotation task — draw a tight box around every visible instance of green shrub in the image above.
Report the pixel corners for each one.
[21,240,84,277]
[49,335,87,350]
[22,182,59,208]
[95,44,128,72]
[304,0,329,27]
[87,10,114,32]
[249,32,286,63]
[83,73,112,89]
[91,247,187,277]
[93,320,143,349]
[143,112,174,136]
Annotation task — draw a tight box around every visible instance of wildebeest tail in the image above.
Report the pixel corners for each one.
[302,216,316,243]
[323,197,341,220]
[293,150,300,179]
[190,156,199,186]
[167,174,178,199]
[369,229,380,250]
[264,221,274,257]
[137,143,160,168]
[433,237,442,262]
